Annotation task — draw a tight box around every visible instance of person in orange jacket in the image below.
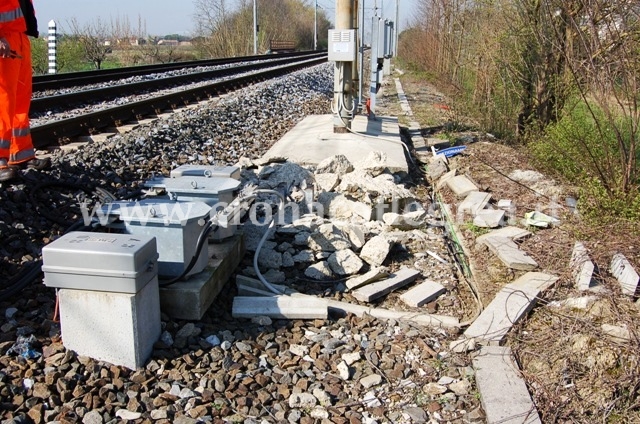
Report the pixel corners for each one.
[0,0,49,183]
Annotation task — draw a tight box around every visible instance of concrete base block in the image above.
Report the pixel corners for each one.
[159,233,245,320]
[59,278,161,370]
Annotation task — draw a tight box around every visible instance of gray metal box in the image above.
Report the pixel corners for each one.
[144,176,240,206]
[170,165,240,181]
[42,232,158,294]
[109,200,212,278]
[328,29,356,62]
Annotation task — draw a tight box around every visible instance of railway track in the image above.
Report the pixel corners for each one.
[30,52,327,149]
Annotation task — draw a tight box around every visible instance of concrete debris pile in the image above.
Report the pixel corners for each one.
[233,153,458,325]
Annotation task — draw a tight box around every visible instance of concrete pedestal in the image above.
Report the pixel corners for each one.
[159,233,245,320]
[59,277,161,370]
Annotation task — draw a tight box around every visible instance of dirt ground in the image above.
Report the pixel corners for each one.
[388,67,640,423]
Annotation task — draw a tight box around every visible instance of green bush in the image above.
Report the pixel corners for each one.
[529,99,640,220]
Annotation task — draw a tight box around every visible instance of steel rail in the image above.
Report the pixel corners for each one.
[31,53,328,114]
[31,56,327,148]
[33,51,322,91]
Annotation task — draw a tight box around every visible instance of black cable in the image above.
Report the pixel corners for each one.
[159,220,216,287]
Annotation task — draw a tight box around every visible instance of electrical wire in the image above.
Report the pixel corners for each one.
[252,189,287,295]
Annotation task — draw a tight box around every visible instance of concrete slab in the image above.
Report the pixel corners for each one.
[58,277,161,370]
[399,280,446,307]
[261,114,408,173]
[474,209,505,228]
[352,267,420,302]
[446,175,479,198]
[159,233,245,320]
[459,191,492,216]
[474,345,542,424]
[436,169,457,190]
[464,272,558,345]
[476,226,532,246]
[610,253,639,296]
[483,236,538,271]
[232,295,328,320]
[570,242,597,291]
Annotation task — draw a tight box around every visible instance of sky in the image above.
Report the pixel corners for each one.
[35,0,420,37]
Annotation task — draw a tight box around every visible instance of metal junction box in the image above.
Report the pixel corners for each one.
[328,29,356,62]
[42,232,158,294]
[170,164,241,181]
[144,176,241,207]
[105,200,212,278]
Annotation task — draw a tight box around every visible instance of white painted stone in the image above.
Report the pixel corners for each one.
[314,172,340,192]
[58,278,161,370]
[473,209,505,228]
[610,253,639,296]
[399,280,446,307]
[459,191,492,216]
[464,272,558,345]
[446,175,479,198]
[359,235,393,266]
[352,267,420,302]
[360,374,383,388]
[473,346,542,424]
[315,154,354,176]
[328,249,364,276]
[570,242,596,291]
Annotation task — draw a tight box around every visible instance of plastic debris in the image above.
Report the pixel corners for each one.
[7,334,41,359]
[524,211,560,228]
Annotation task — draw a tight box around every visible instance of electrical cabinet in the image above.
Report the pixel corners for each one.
[328,29,356,62]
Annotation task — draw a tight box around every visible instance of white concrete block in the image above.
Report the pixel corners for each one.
[232,296,328,320]
[610,253,639,296]
[352,267,420,302]
[400,280,446,307]
[482,236,538,271]
[464,272,558,345]
[474,346,542,423]
[570,242,597,291]
[476,226,531,245]
[446,175,479,198]
[473,209,505,228]
[58,277,161,370]
[459,191,492,216]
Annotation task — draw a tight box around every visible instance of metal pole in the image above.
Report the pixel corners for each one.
[314,0,318,50]
[48,20,57,74]
[333,0,355,133]
[357,0,365,109]
[394,0,399,56]
[253,0,258,54]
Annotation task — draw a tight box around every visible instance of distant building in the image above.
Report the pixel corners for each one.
[158,39,179,46]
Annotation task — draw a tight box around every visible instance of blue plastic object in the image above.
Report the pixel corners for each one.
[436,145,467,158]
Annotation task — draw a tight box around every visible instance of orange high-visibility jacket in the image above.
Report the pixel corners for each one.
[0,1,27,36]
[0,0,36,166]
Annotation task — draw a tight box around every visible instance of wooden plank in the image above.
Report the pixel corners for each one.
[232,296,327,320]
[399,280,446,307]
[474,346,542,424]
[352,267,420,302]
[464,272,558,345]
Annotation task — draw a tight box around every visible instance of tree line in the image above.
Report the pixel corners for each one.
[399,0,640,219]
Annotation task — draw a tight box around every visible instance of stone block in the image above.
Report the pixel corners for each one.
[473,346,542,424]
[473,209,505,228]
[58,278,161,370]
[610,253,639,296]
[459,191,492,216]
[446,175,479,198]
[482,236,538,271]
[399,280,446,307]
[160,233,244,320]
[464,272,557,345]
[352,267,420,302]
